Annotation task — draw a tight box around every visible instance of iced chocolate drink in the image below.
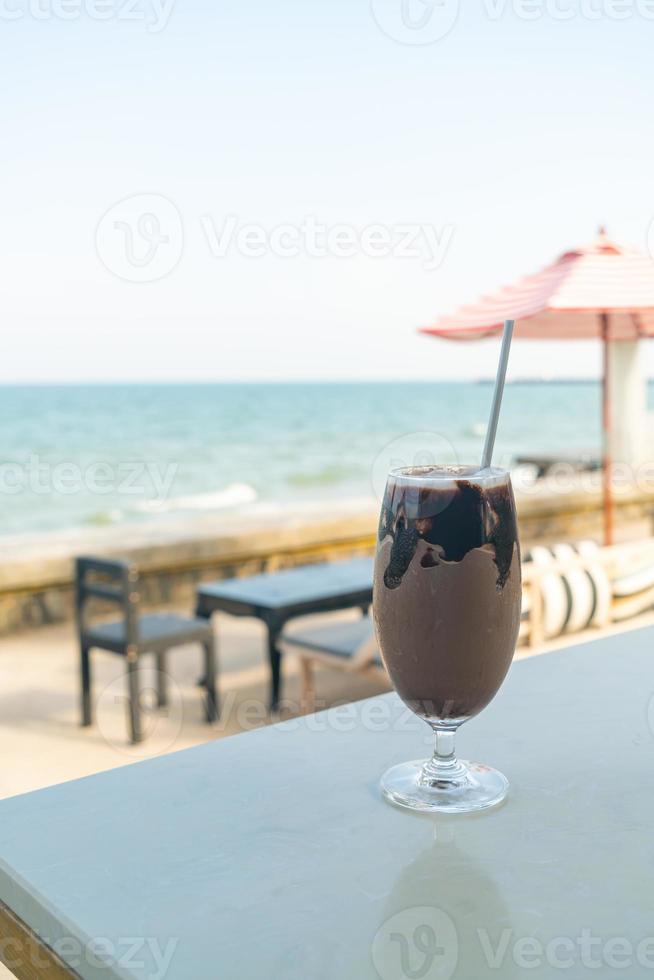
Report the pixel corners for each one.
[373,464,521,813]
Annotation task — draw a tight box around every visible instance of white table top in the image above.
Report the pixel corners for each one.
[1,627,654,979]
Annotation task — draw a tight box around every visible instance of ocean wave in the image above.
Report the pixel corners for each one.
[135,483,258,513]
[84,484,258,526]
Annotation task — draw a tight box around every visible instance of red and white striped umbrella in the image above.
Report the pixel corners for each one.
[420,229,654,543]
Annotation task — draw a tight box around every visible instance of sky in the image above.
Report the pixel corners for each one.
[2,0,654,382]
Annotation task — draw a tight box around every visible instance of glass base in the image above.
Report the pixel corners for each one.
[381,758,509,814]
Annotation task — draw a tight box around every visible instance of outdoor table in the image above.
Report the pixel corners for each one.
[195,557,374,711]
[1,627,654,979]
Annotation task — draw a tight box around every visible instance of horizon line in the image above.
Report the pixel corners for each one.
[0,376,633,386]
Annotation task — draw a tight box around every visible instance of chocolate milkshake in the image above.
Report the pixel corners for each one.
[373,465,521,725]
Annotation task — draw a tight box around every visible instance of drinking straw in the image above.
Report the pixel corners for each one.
[481,320,514,470]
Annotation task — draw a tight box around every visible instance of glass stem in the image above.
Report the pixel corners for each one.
[421,727,467,786]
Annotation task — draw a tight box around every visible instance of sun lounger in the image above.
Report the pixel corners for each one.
[280,615,385,710]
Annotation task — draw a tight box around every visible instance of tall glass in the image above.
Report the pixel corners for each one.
[373,464,521,813]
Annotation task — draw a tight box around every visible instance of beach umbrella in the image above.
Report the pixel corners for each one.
[420,229,654,544]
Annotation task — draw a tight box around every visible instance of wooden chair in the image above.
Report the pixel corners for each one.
[76,557,219,743]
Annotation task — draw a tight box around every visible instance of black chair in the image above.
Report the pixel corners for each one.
[75,556,219,743]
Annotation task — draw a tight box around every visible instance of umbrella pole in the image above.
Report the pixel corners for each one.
[601,312,613,545]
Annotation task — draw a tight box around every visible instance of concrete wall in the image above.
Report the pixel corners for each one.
[2,485,654,635]
[0,500,379,634]
[607,340,648,468]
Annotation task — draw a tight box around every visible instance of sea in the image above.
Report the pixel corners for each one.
[0,381,628,538]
